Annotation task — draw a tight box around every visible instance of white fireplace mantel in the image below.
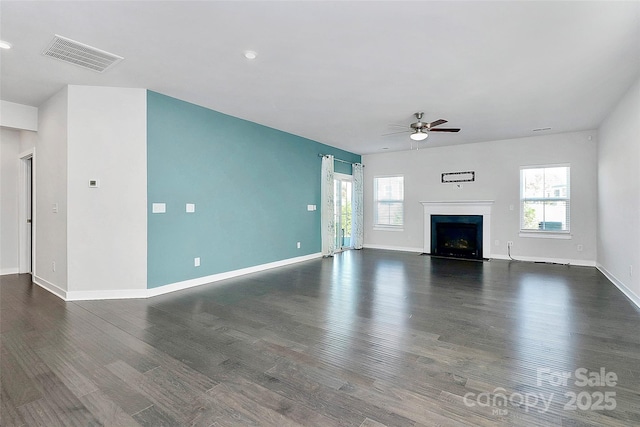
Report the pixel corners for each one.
[420,200,494,257]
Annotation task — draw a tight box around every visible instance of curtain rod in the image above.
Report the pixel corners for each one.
[318,153,364,166]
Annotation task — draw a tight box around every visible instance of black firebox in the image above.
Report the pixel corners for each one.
[430,215,483,260]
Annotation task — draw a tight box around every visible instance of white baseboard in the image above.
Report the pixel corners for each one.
[490,254,596,267]
[0,268,19,276]
[146,252,322,298]
[40,252,323,301]
[365,248,598,267]
[597,264,640,310]
[363,244,424,253]
[32,275,67,300]
[66,288,149,301]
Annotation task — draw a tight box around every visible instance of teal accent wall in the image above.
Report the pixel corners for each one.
[147,91,360,288]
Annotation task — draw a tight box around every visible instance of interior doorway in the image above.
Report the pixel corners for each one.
[19,150,34,274]
[334,173,353,252]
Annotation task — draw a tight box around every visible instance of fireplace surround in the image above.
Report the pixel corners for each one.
[420,200,494,259]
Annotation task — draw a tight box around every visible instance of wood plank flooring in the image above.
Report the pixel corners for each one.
[1,249,639,426]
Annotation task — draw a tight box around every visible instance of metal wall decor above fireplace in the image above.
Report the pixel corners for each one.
[441,171,475,183]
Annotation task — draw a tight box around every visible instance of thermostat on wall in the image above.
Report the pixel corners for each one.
[89,179,100,188]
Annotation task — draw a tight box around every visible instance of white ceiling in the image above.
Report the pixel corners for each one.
[1,1,639,154]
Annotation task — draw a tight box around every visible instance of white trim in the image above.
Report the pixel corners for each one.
[597,264,640,310]
[373,226,404,232]
[519,232,572,239]
[520,162,571,170]
[35,253,323,301]
[32,275,67,300]
[1,268,19,275]
[147,252,322,298]
[420,200,495,206]
[420,200,494,256]
[66,289,149,301]
[18,149,35,274]
[334,172,352,181]
[363,244,423,253]
[18,149,35,160]
[491,254,595,267]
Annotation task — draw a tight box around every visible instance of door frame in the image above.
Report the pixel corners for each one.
[18,148,35,274]
[334,172,353,252]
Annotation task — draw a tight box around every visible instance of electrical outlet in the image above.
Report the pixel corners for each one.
[577,244,584,252]
[507,241,513,248]
[52,261,56,272]
[194,257,200,267]
[630,265,633,277]
[495,240,500,247]
[297,242,301,249]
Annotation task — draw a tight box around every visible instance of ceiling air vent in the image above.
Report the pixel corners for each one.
[42,35,123,73]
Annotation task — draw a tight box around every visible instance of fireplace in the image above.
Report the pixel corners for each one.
[431,215,483,260]
[420,200,494,259]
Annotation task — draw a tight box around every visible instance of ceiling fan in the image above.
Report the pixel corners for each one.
[408,112,460,141]
[385,112,461,143]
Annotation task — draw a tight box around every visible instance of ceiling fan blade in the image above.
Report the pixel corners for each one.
[387,123,409,128]
[382,130,411,136]
[427,119,448,128]
[429,128,460,132]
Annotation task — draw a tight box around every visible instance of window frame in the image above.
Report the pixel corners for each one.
[373,175,404,231]
[519,164,571,238]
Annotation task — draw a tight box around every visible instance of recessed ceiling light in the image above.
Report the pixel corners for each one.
[244,50,257,60]
[0,40,12,50]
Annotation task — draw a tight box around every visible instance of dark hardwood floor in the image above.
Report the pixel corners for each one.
[1,249,639,426]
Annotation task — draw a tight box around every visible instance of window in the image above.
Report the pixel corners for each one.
[374,176,404,228]
[520,165,570,233]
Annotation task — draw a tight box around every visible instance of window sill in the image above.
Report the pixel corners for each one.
[373,226,404,232]
[519,231,572,240]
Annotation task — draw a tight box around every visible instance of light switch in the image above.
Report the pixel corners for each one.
[152,203,166,213]
[186,203,195,213]
[52,203,58,213]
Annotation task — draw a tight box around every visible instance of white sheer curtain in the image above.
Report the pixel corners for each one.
[321,155,335,257]
[351,163,364,249]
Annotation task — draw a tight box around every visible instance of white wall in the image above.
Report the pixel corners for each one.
[363,130,597,265]
[34,87,69,296]
[0,100,38,131]
[597,76,640,307]
[66,86,147,297]
[20,130,37,152]
[0,128,21,274]
[1,105,38,276]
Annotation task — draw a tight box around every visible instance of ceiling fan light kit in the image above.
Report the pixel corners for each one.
[410,130,429,141]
